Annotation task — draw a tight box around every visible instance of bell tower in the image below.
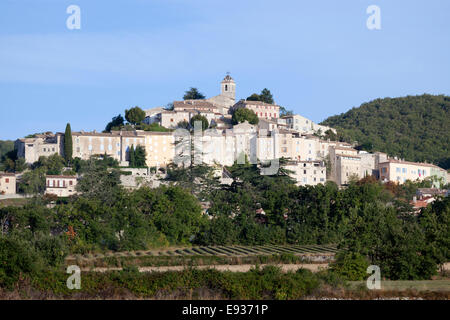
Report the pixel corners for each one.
[221,73,236,102]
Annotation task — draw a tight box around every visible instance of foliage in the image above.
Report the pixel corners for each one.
[246,88,275,104]
[330,251,369,281]
[190,114,209,130]
[18,167,46,195]
[75,158,123,206]
[321,94,450,169]
[183,87,205,100]
[138,123,171,132]
[105,114,125,132]
[125,106,146,125]
[34,154,66,175]
[0,140,14,163]
[232,108,259,125]
[63,123,72,163]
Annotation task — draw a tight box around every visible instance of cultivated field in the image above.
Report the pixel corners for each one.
[67,244,339,261]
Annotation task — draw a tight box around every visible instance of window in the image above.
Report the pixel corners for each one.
[5,178,9,183]
[225,85,228,91]
[402,168,406,173]
[382,167,387,173]
[303,170,307,174]
[396,168,401,173]
[69,181,73,186]
[43,148,46,152]
[423,170,426,175]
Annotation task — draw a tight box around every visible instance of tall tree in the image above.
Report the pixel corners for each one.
[134,145,147,168]
[125,107,146,125]
[105,114,125,132]
[183,88,205,100]
[129,145,136,167]
[64,123,73,164]
[259,88,274,104]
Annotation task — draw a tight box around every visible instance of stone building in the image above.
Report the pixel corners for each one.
[282,114,336,136]
[15,132,64,164]
[231,100,280,120]
[0,172,16,195]
[329,147,361,186]
[284,161,327,186]
[45,175,77,197]
[379,159,447,187]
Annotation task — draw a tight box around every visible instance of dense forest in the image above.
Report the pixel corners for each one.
[0,141,14,162]
[1,155,449,290]
[321,94,450,169]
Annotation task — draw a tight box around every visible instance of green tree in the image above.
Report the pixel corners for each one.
[125,106,146,125]
[105,114,125,132]
[134,145,147,168]
[183,87,206,100]
[260,88,274,104]
[64,123,73,164]
[18,167,46,195]
[232,108,259,125]
[190,114,209,130]
[246,93,261,101]
[76,158,123,206]
[129,145,136,167]
[246,89,275,104]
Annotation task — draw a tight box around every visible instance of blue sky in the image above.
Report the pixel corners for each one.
[1,0,449,140]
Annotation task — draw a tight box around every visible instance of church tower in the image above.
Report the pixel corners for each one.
[221,73,236,102]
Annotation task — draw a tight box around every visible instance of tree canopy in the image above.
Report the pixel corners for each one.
[190,114,209,130]
[105,114,125,132]
[125,107,146,125]
[183,87,206,100]
[232,108,259,125]
[321,94,450,169]
[246,88,275,104]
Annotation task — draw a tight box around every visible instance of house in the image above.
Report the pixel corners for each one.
[15,132,64,164]
[282,114,336,136]
[283,161,326,186]
[0,172,16,195]
[231,99,280,120]
[379,159,447,186]
[45,175,77,197]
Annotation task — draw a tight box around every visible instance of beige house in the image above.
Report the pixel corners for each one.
[284,161,326,186]
[282,115,336,136]
[72,131,124,162]
[140,131,175,168]
[329,147,361,186]
[379,159,446,186]
[0,173,16,195]
[15,132,64,164]
[231,100,280,120]
[45,175,77,197]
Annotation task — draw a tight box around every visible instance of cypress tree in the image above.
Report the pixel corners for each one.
[64,123,73,164]
[129,145,135,167]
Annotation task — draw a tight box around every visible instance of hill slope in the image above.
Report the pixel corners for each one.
[321,94,450,169]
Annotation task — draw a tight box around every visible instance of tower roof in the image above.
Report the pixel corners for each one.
[222,74,234,82]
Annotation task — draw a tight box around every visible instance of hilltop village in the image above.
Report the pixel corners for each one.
[1,75,449,202]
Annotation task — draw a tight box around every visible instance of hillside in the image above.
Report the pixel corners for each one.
[0,140,14,161]
[321,94,450,169]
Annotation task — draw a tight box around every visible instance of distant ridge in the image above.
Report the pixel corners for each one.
[321,94,450,169]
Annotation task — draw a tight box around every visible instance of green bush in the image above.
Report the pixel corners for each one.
[330,251,369,281]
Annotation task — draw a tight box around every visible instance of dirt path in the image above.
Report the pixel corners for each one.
[83,263,329,273]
